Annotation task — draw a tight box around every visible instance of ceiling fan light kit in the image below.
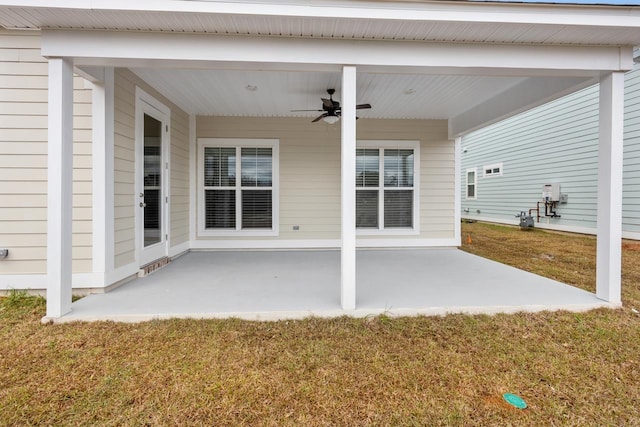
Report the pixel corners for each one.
[291,88,372,124]
[323,114,340,124]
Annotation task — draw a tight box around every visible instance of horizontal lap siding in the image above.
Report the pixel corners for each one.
[624,68,640,233]
[169,102,190,247]
[196,117,453,241]
[114,69,136,268]
[461,66,640,236]
[197,117,340,240]
[0,29,92,275]
[113,69,190,268]
[359,120,454,239]
[461,83,600,228]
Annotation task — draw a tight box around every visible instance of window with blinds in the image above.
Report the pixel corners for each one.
[466,168,476,199]
[356,144,417,231]
[202,144,275,232]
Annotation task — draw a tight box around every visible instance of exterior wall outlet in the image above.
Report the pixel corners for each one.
[293,225,300,231]
[0,249,8,258]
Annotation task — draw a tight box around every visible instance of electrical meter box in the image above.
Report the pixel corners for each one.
[542,183,561,202]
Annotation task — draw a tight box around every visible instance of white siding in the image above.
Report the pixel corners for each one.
[461,65,640,238]
[0,29,92,275]
[196,117,454,241]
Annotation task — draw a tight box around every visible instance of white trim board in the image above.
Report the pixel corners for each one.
[190,238,458,249]
[169,241,190,258]
[42,30,632,75]
[189,114,197,242]
[0,261,143,291]
[91,67,115,277]
[454,137,462,247]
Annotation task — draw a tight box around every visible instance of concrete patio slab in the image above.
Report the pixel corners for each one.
[52,249,616,323]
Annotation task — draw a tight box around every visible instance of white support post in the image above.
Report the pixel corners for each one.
[47,57,74,318]
[341,66,357,310]
[454,137,462,246]
[596,71,625,304]
[91,67,115,282]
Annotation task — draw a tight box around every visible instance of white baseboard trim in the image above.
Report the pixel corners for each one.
[0,274,46,290]
[0,272,103,291]
[189,238,458,250]
[190,239,341,250]
[169,241,190,258]
[356,238,458,248]
[0,262,144,292]
[105,263,140,286]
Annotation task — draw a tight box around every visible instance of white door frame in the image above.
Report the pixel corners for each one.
[135,87,171,266]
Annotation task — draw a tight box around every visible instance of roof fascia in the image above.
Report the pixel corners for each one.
[41,30,633,76]
[3,0,640,28]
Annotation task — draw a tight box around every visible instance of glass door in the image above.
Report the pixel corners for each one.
[142,114,163,248]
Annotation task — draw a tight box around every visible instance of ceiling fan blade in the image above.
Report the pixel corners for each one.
[355,103,372,110]
[291,109,324,112]
[312,113,328,123]
[321,98,334,109]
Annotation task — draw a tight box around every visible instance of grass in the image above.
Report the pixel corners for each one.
[1,222,639,426]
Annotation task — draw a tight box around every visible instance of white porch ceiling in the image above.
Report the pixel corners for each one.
[3,0,635,129]
[131,68,528,119]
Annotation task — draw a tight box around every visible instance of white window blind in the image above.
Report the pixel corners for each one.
[356,146,415,230]
[466,169,476,199]
[356,148,379,228]
[203,146,273,230]
[240,148,272,229]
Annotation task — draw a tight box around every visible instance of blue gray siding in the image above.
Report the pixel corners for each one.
[461,65,640,239]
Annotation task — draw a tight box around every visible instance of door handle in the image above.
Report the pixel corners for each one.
[139,202,146,208]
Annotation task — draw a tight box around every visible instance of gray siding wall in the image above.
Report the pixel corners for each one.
[624,68,640,235]
[461,65,640,238]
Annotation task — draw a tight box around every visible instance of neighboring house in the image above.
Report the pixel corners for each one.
[0,0,638,319]
[461,61,640,240]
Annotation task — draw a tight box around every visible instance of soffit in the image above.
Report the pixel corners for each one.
[130,67,529,118]
[1,2,640,46]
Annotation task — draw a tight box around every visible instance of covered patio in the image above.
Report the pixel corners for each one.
[56,249,611,323]
[1,1,635,321]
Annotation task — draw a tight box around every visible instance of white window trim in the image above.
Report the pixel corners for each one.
[197,138,279,237]
[356,140,420,236]
[466,167,477,200]
[483,162,503,177]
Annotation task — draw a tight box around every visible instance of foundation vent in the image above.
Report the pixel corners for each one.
[138,257,171,277]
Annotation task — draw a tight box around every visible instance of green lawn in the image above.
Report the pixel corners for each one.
[1,222,639,426]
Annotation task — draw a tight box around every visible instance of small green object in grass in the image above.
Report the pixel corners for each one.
[503,393,527,409]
